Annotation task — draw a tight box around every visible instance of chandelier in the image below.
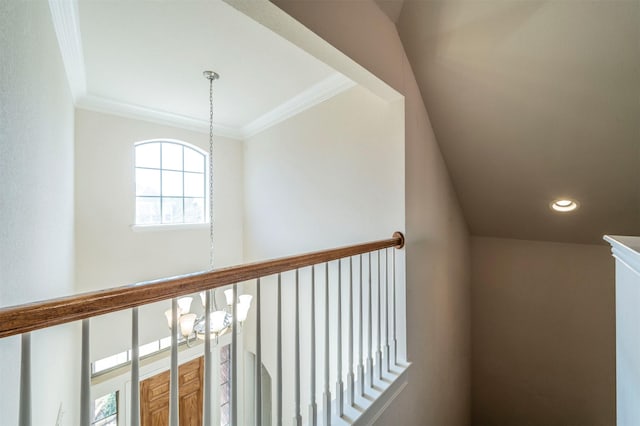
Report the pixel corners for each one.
[164,69,251,347]
[164,291,252,346]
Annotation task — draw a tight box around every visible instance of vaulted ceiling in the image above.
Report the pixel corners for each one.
[392,0,639,244]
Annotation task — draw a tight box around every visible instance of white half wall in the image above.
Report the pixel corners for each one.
[0,1,79,424]
[74,109,244,360]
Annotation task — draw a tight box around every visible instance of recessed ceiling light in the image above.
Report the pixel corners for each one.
[551,198,579,212]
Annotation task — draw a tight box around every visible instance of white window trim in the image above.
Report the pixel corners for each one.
[130,222,210,232]
[133,138,209,228]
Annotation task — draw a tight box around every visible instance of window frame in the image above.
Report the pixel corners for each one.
[132,139,209,230]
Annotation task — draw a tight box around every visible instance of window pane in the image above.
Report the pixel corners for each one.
[162,170,183,197]
[184,172,204,197]
[162,197,183,224]
[162,143,183,171]
[220,345,230,362]
[220,402,230,426]
[135,143,160,168]
[184,198,204,223]
[139,341,160,357]
[220,361,231,384]
[93,392,118,423]
[220,382,230,404]
[94,351,128,373]
[159,337,171,349]
[93,415,117,426]
[136,197,161,225]
[184,147,204,173]
[136,168,160,196]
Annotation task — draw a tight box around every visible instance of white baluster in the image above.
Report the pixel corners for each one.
[376,250,382,380]
[358,254,365,397]
[393,249,398,366]
[256,280,262,426]
[204,290,213,425]
[232,284,238,426]
[309,266,318,426]
[277,274,283,426]
[170,299,179,426]
[322,263,332,426]
[336,260,344,417]
[81,319,92,426]
[367,253,374,388]
[293,269,302,425]
[347,257,355,406]
[131,308,140,426]
[19,333,31,426]
[384,249,391,373]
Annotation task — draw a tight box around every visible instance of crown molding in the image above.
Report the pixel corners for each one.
[76,95,244,140]
[75,72,354,141]
[48,0,86,101]
[49,0,354,141]
[242,73,356,138]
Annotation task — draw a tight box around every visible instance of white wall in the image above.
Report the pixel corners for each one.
[74,109,244,360]
[244,85,404,259]
[0,1,79,424]
[243,84,405,424]
[270,1,472,424]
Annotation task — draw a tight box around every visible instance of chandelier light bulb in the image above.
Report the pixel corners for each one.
[179,313,197,337]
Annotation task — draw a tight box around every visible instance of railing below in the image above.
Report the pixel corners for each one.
[1,232,408,426]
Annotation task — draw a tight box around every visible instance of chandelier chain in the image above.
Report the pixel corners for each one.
[208,76,215,272]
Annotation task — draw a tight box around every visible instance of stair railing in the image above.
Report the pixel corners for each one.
[0,231,406,426]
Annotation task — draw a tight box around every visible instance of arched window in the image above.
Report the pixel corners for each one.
[134,140,207,225]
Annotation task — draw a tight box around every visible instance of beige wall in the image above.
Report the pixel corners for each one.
[0,1,80,424]
[272,1,472,425]
[471,237,615,426]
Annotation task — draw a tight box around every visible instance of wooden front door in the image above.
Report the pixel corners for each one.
[140,356,204,426]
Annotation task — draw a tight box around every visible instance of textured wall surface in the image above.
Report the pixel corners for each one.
[0,0,79,424]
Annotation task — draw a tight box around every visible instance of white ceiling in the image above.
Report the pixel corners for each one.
[397,0,640,244]
[65,0,351,138]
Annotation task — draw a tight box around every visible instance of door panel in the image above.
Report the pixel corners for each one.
[140,357,204,426]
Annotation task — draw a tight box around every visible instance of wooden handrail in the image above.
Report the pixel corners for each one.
[0,232,405,339]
